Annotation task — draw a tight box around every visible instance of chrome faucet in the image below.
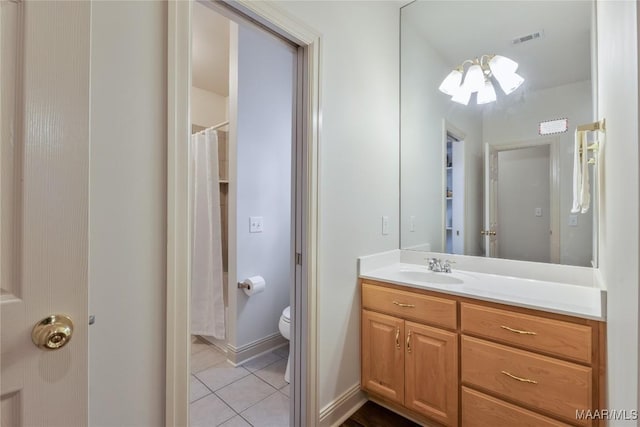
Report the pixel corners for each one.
[427,258,454,273]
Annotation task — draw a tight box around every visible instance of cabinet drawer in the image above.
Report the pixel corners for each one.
[462,387,571,427]
[362,283,456,329]
[461,303,592,364]
[462,335,592,425]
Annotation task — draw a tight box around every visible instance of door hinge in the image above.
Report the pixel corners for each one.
[295,253,302,265]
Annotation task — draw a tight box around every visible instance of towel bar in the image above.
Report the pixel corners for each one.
[577,118,606,132]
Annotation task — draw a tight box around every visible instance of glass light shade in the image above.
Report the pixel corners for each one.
[488,55,519,75]
[438,69,463,95]
[494,71,524,95]
[462,64,485,93]
[476,80,497,104]
[451,86,472,105]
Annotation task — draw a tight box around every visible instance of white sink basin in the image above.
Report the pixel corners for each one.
[397,269,464,285]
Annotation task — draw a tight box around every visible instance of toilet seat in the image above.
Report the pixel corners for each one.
[281,306,290,323]
[278,306,292,383]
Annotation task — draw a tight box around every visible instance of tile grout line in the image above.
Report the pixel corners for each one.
[237,389,287,420]
[191,346,289,427]
[214,372,280,415]
[237,412,255,427]
[234,375,291,421]
[251,366,288,391]
[190,374,215,403]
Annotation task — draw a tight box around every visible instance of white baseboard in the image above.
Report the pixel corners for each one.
[200,332,288,366]
[226,332,288,366]
[319,383,367,427]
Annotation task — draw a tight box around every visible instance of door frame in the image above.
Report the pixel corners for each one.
[484,137,560,263]
[441,120,466,252]
[166,1,321,426]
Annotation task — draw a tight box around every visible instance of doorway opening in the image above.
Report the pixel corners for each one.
[167,2,321,426]
[189,3,296,426]
[484,139,560,263]
[444,132,465,255]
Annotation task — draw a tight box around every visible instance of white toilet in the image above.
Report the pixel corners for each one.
[278,306,291,383]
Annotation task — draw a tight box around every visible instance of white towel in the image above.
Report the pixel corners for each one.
[579,131,590,213]
[571,130,592,214]
[571,130,584,213]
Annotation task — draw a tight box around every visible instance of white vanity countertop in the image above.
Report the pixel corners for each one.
[358,250,606,321]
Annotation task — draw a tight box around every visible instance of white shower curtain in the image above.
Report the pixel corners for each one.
[191,128,225,339]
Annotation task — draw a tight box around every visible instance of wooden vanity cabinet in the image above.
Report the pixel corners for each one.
[404,321,458,425]
[460,302,604,427]
[360,279,606,427]
[361,282,458,426]
[361,310,405,405]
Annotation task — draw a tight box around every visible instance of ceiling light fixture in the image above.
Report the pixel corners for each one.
[439,54,524,105]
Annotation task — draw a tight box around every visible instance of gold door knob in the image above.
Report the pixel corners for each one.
[31,314,74,350]
[490,230,497,236]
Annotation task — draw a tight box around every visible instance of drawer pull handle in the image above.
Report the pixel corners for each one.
[395,327,400,349]
[393,301,415,308]
[501,325,537,335]
[407,331,412,353]
[501,370,538,384]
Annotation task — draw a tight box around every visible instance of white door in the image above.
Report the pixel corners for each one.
[483,143,498,257]
[1,2,90,425]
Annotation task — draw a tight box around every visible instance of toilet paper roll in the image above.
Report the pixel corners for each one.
[243,276,266,296]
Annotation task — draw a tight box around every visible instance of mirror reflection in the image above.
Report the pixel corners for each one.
[400,0,596,267]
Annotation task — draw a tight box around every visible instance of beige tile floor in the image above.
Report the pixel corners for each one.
[190,336,290,427]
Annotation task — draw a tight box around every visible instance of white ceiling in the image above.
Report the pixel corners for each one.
[192,2,229,96]
[403,1,592,92]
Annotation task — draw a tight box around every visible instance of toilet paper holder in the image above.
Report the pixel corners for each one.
[237,276,266,296]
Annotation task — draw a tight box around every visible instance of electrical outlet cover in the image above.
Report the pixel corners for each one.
[250,216,264,233]
[568,214,578,227]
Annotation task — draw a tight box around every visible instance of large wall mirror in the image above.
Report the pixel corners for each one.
[400,0,598,267]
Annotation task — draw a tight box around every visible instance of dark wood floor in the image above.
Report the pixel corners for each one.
[341,401,421,427]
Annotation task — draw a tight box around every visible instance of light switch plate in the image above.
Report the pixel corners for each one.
[410,216,416,232]
[250,216,263,233]
[535,207,543,217]
[382,216,389,235]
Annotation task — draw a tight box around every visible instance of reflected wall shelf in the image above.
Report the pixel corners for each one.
[445,134,464,255]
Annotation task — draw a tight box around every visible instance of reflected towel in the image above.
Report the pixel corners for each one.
[571,130,591,213]
[579,131,590,214]
[571,130,583,213]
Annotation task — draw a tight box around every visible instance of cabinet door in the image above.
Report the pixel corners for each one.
[362,310,405,404]
[405,321,458,426]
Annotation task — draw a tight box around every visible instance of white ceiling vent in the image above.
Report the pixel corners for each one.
[512,30,545,45]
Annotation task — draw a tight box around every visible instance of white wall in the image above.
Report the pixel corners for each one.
[497,146,551,263]
[230,23,294,349]
[89,1,399,421]
[596,1,640,423]
[273,0,400,411]
[401,12,484,255]
[191,86,228,128]
[483,81,593,267]
[89,2,166,426]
